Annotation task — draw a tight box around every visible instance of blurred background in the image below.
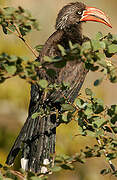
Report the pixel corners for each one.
[0,0,117,179]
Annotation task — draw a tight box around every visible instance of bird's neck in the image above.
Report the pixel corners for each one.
[61,24,83,47]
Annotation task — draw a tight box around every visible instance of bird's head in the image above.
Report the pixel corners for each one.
[55,2,112,30]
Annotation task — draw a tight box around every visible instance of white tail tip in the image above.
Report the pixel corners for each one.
[21,158,29,171]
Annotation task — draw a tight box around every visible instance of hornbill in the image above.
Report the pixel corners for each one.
[6,2,111,173]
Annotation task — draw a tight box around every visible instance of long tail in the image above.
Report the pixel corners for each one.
[6,85,57,173]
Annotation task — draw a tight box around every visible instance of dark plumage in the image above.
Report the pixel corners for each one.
[6,2,111,173]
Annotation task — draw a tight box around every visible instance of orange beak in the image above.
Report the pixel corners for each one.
[80,6,112,28]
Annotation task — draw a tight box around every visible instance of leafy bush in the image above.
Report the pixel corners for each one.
[0,5,117,180]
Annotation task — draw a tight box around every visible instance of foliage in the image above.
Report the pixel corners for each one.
[0,5,117,180]
[0,6,39,36]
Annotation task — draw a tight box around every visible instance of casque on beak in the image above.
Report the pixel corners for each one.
[80,6,112,28]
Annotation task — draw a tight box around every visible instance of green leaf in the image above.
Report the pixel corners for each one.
[97,60,107,68]
[78,126,84,134]
[21,56,29,61]
[112,34,117,43]
[106,153,117,160]
[44,56,53,62]
[61,81,70,91]
[62,112,69,122]
[113,127,117,133]
[38,79,48,89]
[82,41,91,51]
[18,6,24,13]
[108,105,117,117]
[108,67,117,83]
[19,25,31,36]
[104,50,113,58]
[4,7,15,15]
[0,174,3,179]
[51,166,62,172]
[92,98,104,114]
[91,39,101,51]
[96,52,106,60]
[58,44,66,56]
[99,41,106,49]
[95,32,103,40]
[86,130,95,137]
[61,111,73,123]
[95,129,104,136]
[61,164,74,170]
[19,26,26,36]
[93,117,107,128]
[4,170,17,180]
[108,44,117,53]
[100,168,111,175]
[35,45,43,53]
[62,111,72,123]
[69,41,74,50]
[85,88,93,96]
[84,104,93,116]
[55,156,64,163]
[4,64,16,75]
[75,98,86,108]
[9,55,17,62]
[112,105,117,114]
[61,104,74,111]
[8,24,16,32]
[31,112,39,119]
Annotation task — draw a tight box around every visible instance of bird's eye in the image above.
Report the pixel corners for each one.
[76,11,82,15]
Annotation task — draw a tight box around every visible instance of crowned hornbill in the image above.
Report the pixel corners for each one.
[6,2,111,173]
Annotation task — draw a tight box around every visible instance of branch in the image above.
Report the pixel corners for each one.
[96,137,116,172]
[6,26,38,58]
[10,170,25,180]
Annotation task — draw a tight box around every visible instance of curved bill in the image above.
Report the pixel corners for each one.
[80,6,112,28]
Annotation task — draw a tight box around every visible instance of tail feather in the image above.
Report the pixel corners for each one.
[6,109,57,173]
[6,84,57,173]
[28,114,56,173]
[6,117,32,165]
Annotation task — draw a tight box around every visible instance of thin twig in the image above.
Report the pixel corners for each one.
[6,26,38,58]
[6,27,19,37]
[10,170,24,180]
[14,23,22,37]
[96,137,116,172]
[21,38,38,58]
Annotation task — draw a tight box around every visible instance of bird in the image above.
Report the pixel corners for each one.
[6,2,111,173]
